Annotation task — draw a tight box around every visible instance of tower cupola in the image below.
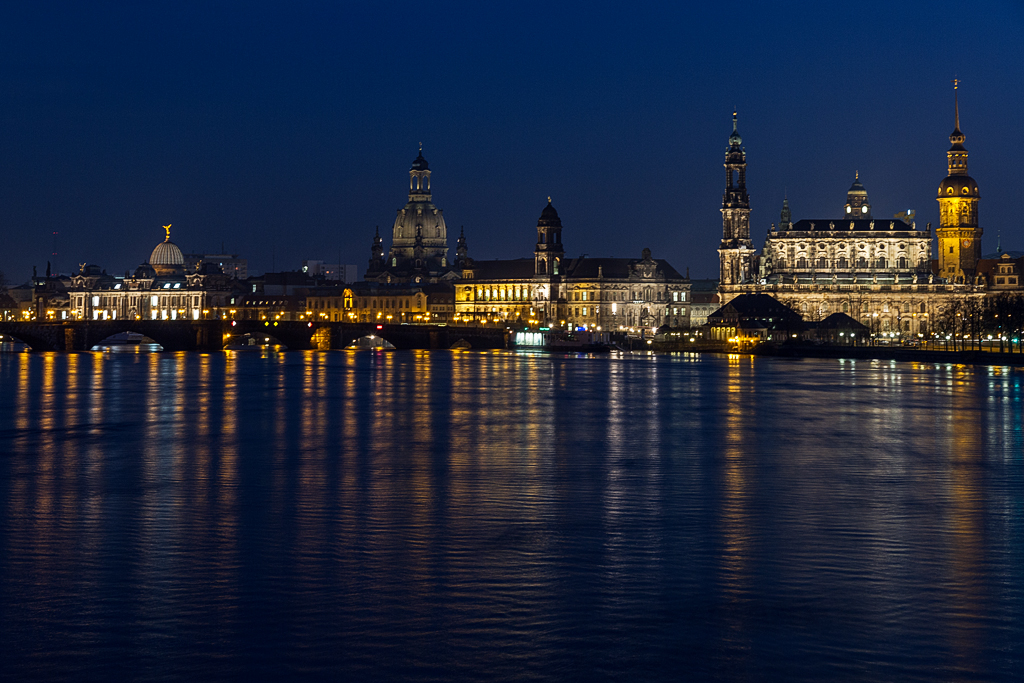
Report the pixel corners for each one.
[534,198,564,276]
[844,172,872,218]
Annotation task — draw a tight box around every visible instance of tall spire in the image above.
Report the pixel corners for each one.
[949,78,966,149]
[953,78,960,130]
[728,110,742,147]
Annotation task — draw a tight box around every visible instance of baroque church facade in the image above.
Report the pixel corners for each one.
[718,87,1012,337]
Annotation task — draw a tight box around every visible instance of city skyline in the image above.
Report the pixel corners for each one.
[1,2,1022,283]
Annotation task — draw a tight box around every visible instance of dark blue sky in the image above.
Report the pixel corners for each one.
[1,1,1022,282]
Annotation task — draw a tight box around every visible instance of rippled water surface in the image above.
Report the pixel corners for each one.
[1,349,1022,681]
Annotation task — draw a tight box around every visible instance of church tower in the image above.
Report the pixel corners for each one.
[534,198,563,276]
[718,112,756,286]
[936,80,981,282]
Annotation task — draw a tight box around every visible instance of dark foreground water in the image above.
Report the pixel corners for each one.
[1,348,1022,682]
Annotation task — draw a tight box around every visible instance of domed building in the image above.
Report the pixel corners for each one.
[366,148,458,284]
[68,225,242,321]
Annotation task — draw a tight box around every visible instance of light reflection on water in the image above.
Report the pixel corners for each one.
[0,350,1022,682]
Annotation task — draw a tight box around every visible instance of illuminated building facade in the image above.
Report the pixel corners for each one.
[68,226,241,321]
[305,283,454,324]
[936,80,983,282]
[454,201,691,330]
[717,88,1010,337]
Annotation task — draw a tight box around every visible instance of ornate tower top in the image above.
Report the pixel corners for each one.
[723,112,748,209]
[409,146,431,198]
[535,199,564,276]
[728,110,742,148]
[779,197,792,231]
[844,172,872,218]
[946,80,969,176]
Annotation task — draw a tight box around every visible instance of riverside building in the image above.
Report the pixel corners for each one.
[717,85,1015,336]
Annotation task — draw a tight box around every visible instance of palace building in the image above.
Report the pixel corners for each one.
[68,226,241,321]
[454,200,691,330]
[718,85,1012,336]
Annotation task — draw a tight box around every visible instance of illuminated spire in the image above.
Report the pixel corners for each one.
[163,224,172,242]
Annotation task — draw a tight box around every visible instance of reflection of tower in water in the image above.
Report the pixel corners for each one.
[945,367,986,673]
[719,355,755,660]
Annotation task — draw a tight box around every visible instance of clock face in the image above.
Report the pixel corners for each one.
[962,239,971,248]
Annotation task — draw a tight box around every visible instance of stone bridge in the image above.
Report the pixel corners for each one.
[0,320,509,352]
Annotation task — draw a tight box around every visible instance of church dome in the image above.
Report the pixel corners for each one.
[938,175,979,198]
[411,151,429,171]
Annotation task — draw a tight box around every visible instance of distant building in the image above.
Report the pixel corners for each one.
[302,261,358,283]
[183,253,248,280]
[689,279,721,327]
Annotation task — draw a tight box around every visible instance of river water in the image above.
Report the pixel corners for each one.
[1,348,1022,681]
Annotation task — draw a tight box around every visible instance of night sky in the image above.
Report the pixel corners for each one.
[1,1,1022,283]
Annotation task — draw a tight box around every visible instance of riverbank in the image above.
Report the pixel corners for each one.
[652,339,1024,366]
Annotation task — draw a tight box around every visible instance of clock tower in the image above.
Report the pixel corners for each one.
[936,80,981,282]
